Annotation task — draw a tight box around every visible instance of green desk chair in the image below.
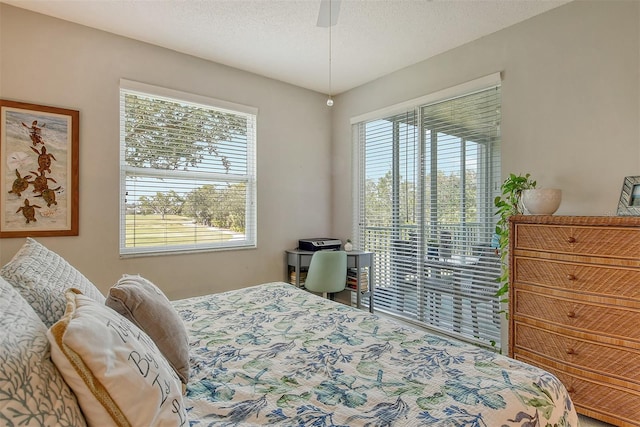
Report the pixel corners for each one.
[304,250,348,299]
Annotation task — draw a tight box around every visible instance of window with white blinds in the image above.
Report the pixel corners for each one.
[353,81,501,347]
[119,80,257,256]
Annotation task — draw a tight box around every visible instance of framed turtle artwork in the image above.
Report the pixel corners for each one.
[0,100,79,237]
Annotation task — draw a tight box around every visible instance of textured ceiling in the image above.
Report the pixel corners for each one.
[2,0,572,94]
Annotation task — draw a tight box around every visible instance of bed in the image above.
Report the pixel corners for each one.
[175,282,578,426]
[0,238,579,426]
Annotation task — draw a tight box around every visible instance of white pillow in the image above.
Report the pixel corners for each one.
[0,276,87,426]
[47,288,188,427]
[0,237,105,327]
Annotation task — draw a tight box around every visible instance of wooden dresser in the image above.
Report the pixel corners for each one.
[509,215,640,426]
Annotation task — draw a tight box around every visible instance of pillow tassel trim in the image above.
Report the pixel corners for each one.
[50,288,132,427]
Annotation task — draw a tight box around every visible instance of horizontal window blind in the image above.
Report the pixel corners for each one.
[119,81,256,256]
[354,84,501,348]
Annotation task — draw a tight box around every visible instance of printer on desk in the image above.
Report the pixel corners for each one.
[298,238,342,251]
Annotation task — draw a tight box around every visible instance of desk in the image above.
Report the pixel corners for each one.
[285,249,374,312]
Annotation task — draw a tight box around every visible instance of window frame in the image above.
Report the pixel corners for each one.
[119,79,257,257]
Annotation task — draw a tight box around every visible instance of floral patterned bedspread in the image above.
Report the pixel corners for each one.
[173,282,578,426]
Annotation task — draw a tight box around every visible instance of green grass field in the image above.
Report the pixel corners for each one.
[125,214,238,247]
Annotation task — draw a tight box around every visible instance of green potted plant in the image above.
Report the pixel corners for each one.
[494,173,537,299]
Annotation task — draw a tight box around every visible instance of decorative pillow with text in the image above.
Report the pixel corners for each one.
[47,288,188,427]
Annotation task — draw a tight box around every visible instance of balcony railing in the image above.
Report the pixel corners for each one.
[361,223,501,347]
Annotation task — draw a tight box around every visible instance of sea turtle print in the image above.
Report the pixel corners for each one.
[37,187,61,207]
[29,171,57,194]
[30,146,56,174]
[21,120,45,146]
[8,169,32,197]
[16,199,41,223]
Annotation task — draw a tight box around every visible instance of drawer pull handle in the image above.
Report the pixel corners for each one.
[566,348,575,355]
[567,236,576,243]
[567,311,576,318]
[567,274,576,281]
[567,386,575,394]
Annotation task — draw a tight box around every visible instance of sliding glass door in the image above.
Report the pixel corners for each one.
[354,84,502,347]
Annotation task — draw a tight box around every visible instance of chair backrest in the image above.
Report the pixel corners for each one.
[304,250,348,294]
[473,244,500,268]
[391,239,417,268]
[465,244,501,299]
[439,230,453,259]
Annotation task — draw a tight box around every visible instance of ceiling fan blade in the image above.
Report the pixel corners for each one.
[317,0,341,27]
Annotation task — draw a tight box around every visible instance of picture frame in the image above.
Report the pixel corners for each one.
[617,176,640,216]
[0,100,79,237]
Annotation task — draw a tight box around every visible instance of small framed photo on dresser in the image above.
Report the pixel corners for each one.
[617,176,640,215]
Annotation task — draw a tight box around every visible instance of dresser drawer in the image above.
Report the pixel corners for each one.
[517,356,640,426]
[514,223,640,258]
[513,322,640,385]
[513,289,640,342]
[514,257,640,301]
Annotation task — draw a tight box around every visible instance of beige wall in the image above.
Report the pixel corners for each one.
[330,0,640,239]
[0,5,333,299]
